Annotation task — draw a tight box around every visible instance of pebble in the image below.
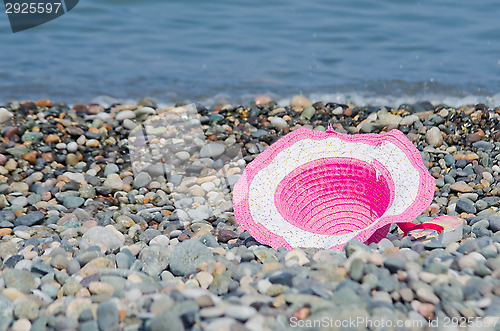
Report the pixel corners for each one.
[200,143,226,158]
[450,182,474,193]
[133,172,152,189]
[15,211,44,226]
[0,107,13,123]
[97,301,119,331]
[456,198,477,214]
[80,226,124,252]
[3,269,37,294]
[426,127,443,147]
[103,173,124,191]
[115,110,136,121]
[225,305,256,321]
[290,95,312,109]
[169,240,213,276]
[270,117,289,130]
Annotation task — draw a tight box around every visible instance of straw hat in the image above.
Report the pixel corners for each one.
[233,126,435,249]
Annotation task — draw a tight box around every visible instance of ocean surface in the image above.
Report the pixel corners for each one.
[1,0,500,107]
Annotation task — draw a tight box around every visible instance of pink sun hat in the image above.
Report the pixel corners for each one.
[233,125,435,250]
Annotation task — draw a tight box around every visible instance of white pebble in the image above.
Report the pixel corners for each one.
[175,151,190,161]
[116,110,136,121]
[201,182,216,192]
[149,235,170,247]
[332,106,344,115]
[55,143,67,150]
[122,119,137,130]
[11,318,31,331]
[76,135,86,146]
[14,230,30,240]
[270,117,289,130]
[0,107,13,123]
[67,141,78,153]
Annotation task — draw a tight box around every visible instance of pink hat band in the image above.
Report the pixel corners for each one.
[233,127,435,250]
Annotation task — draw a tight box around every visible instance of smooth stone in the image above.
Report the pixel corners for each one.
[66,142,78,153]
[377,108,402,126]
[489,216,500,232]
[290,95,312,108]
[200,143,226,158]
[349,258,364,281]
[300,106,316,120]
[0,107,13,123]
[116,251,134,269]
[21,131,43,144]
[66,259,81,275]
[415,288,440,304]
[383,258,406,273]
[444,154,456,167]
[103,164,120,176]
[175,151,190,161]
[79,184,96,199]
[450,182,473,193]
[122,119,137,130]
[344,239,371,257]
[458,255,478,270]
[133,172,152,189]
[217,229,238,243]
[225,305,256,322]
[11,318,31,331]
[103,174,123,191]
[270,117,289,130]
[456,198,477,214]
[473,141,495,150]
[13,298,38,320]
[15,211,44,226]
[11,196,28,207]
[425,127,443,147]
[97,301,119,331]
[460,193,478,202]
[169,240,212,276]
[0,295,13,331]
[139,245,170,277]
[58,196,85,209]
[80,226,124,252]
[115,110,136,121]
[3,269,36,293]
[187,205,212,222]
[149,312,184,331]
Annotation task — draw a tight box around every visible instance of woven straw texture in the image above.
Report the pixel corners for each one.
[233,128,435,249]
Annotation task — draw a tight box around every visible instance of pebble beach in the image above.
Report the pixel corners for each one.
[1,96,500,331]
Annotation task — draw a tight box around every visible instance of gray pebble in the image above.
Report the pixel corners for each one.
[14,211,44,226]
[3,268,37,293]
[133,172,152,189]
[149,312,184,331]
[456,198,476,214]
[489,216,500,232]
[0,295,13,331]
[169,240,212,276]
[139,245,170,277]
[104,163,120,176]
[200,143,226,158]
[97,301,119,331]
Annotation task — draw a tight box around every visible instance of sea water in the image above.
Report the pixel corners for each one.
[1,0,500,106]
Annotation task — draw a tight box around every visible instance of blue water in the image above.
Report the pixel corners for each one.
[1,0,500,106]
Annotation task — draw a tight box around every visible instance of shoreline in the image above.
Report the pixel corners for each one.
[0,96,500,330]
